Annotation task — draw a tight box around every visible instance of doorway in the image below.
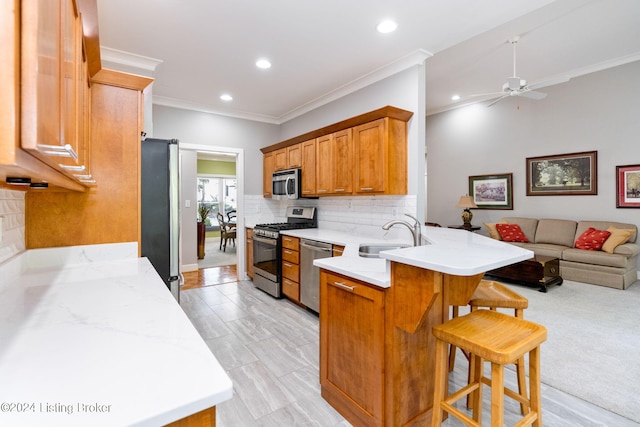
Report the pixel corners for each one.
[179,143,246,282]
[196,157,237,269]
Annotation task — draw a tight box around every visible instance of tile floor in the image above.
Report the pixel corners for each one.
[180,280,640,427]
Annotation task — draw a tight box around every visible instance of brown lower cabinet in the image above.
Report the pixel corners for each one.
[320,270,384,426]
[246,228,254,279]
[319,264,485,427]
[281,236,301,302]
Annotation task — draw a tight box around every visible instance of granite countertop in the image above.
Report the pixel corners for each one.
[283,227,533,288]
[0,243,232,427]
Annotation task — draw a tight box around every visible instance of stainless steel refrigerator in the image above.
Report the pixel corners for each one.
[141,137,181,301]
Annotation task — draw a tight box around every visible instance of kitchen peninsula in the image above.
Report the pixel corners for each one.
[314,227,533,426]
[0,243,233,427]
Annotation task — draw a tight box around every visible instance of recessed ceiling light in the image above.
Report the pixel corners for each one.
[377,20,397,34]
[220,94,233,101]
[451,94,461,101]
[256,59,271,69]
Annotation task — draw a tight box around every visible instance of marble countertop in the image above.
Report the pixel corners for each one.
[283,227,533,288]
[0,243,232,427]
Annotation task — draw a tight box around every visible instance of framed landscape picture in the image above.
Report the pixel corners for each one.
[526,151,597,196]
[469,173,513,209]
[616,164,640,208]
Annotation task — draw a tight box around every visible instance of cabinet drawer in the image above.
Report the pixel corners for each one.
[282,248,299,263]
[332,245,345,257]
[282,235,300,251]
[282,261,300,282]
[282,278,300,301]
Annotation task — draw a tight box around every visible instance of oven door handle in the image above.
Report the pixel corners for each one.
[253,235,278,246]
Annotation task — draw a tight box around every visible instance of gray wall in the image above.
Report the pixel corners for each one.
[426,61,640,233]
[153,105,280,195]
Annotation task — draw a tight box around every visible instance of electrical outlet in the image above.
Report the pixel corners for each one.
[185,200,191,208]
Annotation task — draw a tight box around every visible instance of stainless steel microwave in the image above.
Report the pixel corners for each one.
[272,168,301,200]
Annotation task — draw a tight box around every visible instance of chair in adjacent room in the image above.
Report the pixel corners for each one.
[217,212,237,252]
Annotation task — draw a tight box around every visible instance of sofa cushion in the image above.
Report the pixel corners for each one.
[500,217,538,243]
[534,219,577,247]
[576,221,637,244]
[563,248,631,268]
[496,223,529,242]
[574,227,611,250]
[517,243,565,259]
[484,221,507,240]
[602,226,635,254]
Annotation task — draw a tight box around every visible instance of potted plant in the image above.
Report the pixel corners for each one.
[197,204,213,259]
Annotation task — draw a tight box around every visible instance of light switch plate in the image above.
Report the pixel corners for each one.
[185,200,191,208]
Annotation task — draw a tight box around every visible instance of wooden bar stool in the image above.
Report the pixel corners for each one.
[449,280,529,370]
[432,310,547,427]
[469,280,529,414]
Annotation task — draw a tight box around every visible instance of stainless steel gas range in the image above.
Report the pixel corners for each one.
[252,206,317,298]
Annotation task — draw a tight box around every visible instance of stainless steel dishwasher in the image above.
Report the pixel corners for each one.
[300,239,333,313]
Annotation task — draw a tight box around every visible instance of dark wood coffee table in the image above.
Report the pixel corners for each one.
[485,254,563,292]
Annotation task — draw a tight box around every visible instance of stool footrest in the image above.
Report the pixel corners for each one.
[514,411,538,427]
[440,402,482,427]
[479,376,530,408]
[444,382,480,406]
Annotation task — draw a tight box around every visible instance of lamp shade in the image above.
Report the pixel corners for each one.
[456,195,477,209]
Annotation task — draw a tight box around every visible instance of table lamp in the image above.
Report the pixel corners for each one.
[456,195,478,228]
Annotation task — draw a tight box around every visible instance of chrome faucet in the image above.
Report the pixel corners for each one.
[382,214,422,246]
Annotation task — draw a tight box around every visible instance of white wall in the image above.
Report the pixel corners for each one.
[426,61,640,234]
[179,150,198,271]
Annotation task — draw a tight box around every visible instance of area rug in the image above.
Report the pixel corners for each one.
[197,238,237,269]
[462,279,640,422]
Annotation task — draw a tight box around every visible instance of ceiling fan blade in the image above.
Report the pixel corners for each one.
[467,91,506,98]
[519,90,547,100]
[527,75,570,91]
[487,94,509,107]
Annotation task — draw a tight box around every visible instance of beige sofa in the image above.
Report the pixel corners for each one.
[487,217,639,290]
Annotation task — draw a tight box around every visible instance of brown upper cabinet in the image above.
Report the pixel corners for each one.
[1,0,96,190]
[263,151,275,197]
[316,129,353,195]
[353,117,407,195]
[261,106,413,198]
[301,139,316,196]
[274,143,302,171]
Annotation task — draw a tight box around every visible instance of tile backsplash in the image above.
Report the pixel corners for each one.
[245,194,418,241]
[0,189,26,264]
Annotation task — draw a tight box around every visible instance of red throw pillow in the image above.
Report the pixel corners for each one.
[495,223,529,243]
[574,227,612,251]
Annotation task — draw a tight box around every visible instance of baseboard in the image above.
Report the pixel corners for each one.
[181,263,199,273]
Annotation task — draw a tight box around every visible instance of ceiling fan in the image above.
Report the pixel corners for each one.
[475,36,570,107]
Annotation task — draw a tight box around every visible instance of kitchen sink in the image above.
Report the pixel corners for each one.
[358,243,411,258]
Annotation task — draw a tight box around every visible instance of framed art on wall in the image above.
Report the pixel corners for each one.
[469,173,513,209]
[526,151,597,196]
[616,164,640,208]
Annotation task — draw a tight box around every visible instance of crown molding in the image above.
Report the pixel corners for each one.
[277,49,432,123]
[100,47,163,77]
[152,96,282,124]
[153,49,433,125]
